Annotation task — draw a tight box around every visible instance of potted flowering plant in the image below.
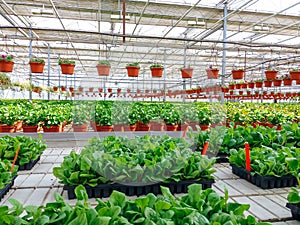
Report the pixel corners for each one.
[29,58,45,73]
[282,74,292,86]
[206,65,219,79]
[0,54,14,72]
[126,62,140,77]
[180,66,193,78]
[232,67,245,79]
[265,66,278,80]
[96,60,110,76]
[289,68,300,80]
[58,59,75,75]
[150,63,164,77]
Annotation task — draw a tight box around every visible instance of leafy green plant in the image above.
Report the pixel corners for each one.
[0,159,18,189]
[0,54,13,62]
[126,62,140,67]
[0,73,12,88]
[94,102,112,126]
[0,135,47,166]
[150,63,163,69]
[161,104,180,125]
[98,60,110,66]
[58,59,75,65]
[29,58,45,64]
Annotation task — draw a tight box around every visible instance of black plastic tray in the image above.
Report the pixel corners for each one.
[286,203,300,220]
[16,156,40,170]
[231,164,297,189]
[0,177,16,201]
[63,179,215,199]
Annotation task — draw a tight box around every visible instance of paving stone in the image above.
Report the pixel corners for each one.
[20,174,45,188]
[232,196,277,221]
[214,179,243,196]
[32,163,53,174]
[41,155,59,163]
[43,187,64,204]
[4,188,34,206]
[38,174,57,187]
[24,188,50,206]
[14,174,29,187]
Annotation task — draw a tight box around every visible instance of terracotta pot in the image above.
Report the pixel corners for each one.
[136,122,150,131]
[235,84,241,89]
[43,125,61,132]
[265,70,277,80]
[0,124,15,133]
[151,67,164,77]
[113,124,124,132]
[255,81,263,88]
[232,70,244,79]
[96,64,110,76]
[53,87,59,92]
[181,68,193,78]
[206,69,219,79]
[22,125,38,133]
[107,88,112,93]
[69,87,74,92]
[228,84,235,89]
[273,80,282,87]
[61,86,66,92]
[264,80,272,87]
[126,66,140,77]
[289,71,300,80]
[166,124,178,131]
[296,79,300,85]
[239,90,243,95]
[98,88,103,93]
[72,124,88,132]
[221,87,229,93]
[29,62,45,73]
[123,125,136,132]
[176,123,188,131]
[95,125,113,132]
[78,87,84,92]
[283,79,292,86]
[150,121,165,131]
[248,82,255,88]
[89,87,94,92]
[60,63,75,75]
[241,83,248,89]
[0,61,14,72]
[199,124,210,131]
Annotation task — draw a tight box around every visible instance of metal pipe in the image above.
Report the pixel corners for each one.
[122,0,126,43]
[29,27,32,100]
[221,2,227,86]
[47,43,50,100]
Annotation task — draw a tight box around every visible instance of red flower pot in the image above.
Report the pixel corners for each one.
[69,87,74,92]
[126,66,140,77]
[264,80,272,87]
[123,125,136,132]
[108,88,112,93]
[241,83,248,89]
[150,121,165,131]
[265,70,277,80]
[22,125,38,133]
[235,84,241,89]
[29,62,45,73]
[273,80,282,87]
[72,124,88,132]
[43,125,61,132]
[113,124,124,132]
[151,67,164,77]
[283,79,292,86]
[60,63,75,75]
[255,81,263,88]
[0,61,14,72]
[166,124,178,131]
[176,123,188,131]
[221,87,229,93]
[96,65,110,76]
[289,71,300,80]
[0,124,15,133]
[136,122,150,131]
[228,84,235,89]
[89,87,94,92]
[53,87,59,92]
[248,82,255,88]
[61,86,66,92]
[232,70,244,79]
[206,69,219,79]
[296,79,300,85]
[95,125,113,132]
[199,124,210,131]
[181,68,193,78]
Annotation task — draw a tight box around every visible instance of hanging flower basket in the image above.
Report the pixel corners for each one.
[273,80,282,87]
[60,86,66,92]
[53,86,58,92]
[232,70,244,79]
[248,82,255,88]
[126,62,140,77]
[289,71,300,80]
[181,68,193,78]
[235,83,241,89]
[96,61,110,76]
[265,70,278,80]
[59,59,75,75]
[296,79,300,85]
[69,87,74,92]
[150,64,164,77]
[241,83,248,88]
[206,68,219,79]
[0,61,14,72]
[255,81,263,88]
[283,79,292,86]
[264,80,272,87]
[228,84,235,89]
[29,58,45,73]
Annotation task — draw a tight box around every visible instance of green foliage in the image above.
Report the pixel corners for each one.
[150,63,164,69]
[126,62,140,67]
[58,59,75,65]
[98,60,110,66]
[30,58,45,64]
[0,159,18,189]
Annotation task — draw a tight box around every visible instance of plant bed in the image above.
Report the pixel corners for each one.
[0,176,16,201]
[231,164,297,189]
[63,179,215,199]
[286,203,300,220]
[15,156,40,171]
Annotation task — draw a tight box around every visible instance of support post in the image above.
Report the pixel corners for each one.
[221,1,227,104]
[29,28,33,100]
[47,43,50,100]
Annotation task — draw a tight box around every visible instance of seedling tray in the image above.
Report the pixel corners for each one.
[0,177,16,201]
[64,179,215,199]
[16,156,40,170]
[286,203,300,220]
[231,164,297,189]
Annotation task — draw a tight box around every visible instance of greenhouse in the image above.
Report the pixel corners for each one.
[0,0,299,224]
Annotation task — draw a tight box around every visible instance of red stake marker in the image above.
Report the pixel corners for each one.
[245,142,251,179]
[202,141,210,155]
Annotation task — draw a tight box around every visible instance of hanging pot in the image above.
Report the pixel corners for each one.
[264,80,272,87]
[289,71,300,80]
[283,79,292,86]
[255,81,263,88]
[60,63,75,75]
[0,61,14,72]
[206,69,219,79]
[265,70,278,80]
[181,68,193,78]
[126,66,140,77]
[248,82,255,88]
[273,80,282,87]
[232,70,244,79]
[29,62,45,73]
[150,67,164,77]
[96,64,110,76]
